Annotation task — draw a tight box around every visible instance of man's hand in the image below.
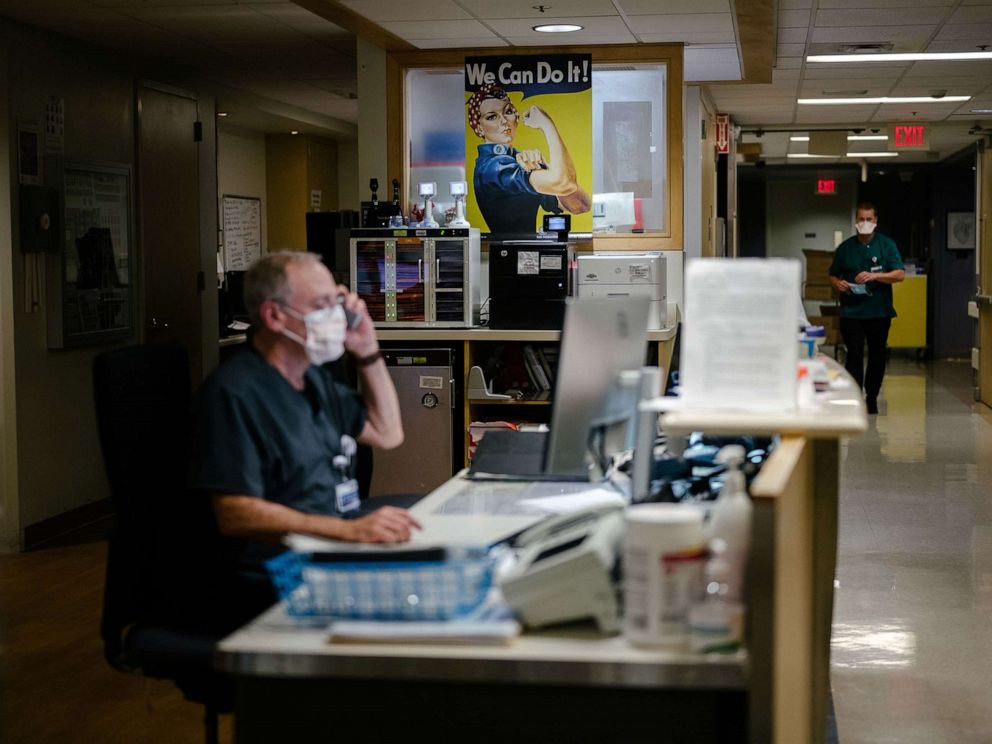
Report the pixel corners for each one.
[854,271,874,284]
[830,276,851,293]
[342,507,422,543]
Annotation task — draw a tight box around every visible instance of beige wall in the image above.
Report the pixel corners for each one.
[4,24,135,534]
[219,128,268,254]
[266,135,307,251]
[307,138,339,213]
[0,44,19,552]
[357,38,387,202]
[266,134,340,252]
[337,140,359,211]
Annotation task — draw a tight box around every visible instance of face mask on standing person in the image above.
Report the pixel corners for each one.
[855,220,876,236]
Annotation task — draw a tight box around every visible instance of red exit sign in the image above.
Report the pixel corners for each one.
[817,179,836,194]
[889,124,930,151]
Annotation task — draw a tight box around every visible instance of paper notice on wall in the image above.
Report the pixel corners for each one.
[679,258,799,412]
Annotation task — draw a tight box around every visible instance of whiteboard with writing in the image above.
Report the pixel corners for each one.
[222,195,261,271]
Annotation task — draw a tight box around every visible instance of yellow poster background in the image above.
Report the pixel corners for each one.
[464,87,592,234]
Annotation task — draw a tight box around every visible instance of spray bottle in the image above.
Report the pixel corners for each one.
[709,445,752,603]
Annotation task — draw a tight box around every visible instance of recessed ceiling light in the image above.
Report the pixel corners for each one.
[808,51,992,62]
[798,96,970,104]
[533,23,582,32]
[217,112,228,117]
[787,152,898,158]
[290,130,300,135]
[790,135,888,141]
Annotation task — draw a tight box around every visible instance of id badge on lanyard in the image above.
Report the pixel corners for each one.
[333,433,360,514]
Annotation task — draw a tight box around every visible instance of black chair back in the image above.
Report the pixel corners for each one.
[93,344,197,667]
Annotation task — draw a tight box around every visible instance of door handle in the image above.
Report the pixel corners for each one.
[418,259,423,283]
[436,258,440,283]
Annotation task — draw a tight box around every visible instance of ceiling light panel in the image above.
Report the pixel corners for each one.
[488,16,630,35]
[799,96,970,104]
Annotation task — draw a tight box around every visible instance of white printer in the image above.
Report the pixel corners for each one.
[575,253,667,329]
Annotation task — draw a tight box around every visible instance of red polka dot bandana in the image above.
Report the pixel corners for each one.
[467,83,516,135]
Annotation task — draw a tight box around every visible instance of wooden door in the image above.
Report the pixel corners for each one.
[137,83,203,381]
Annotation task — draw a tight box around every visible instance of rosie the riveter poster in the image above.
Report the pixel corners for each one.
[464,54,592,235]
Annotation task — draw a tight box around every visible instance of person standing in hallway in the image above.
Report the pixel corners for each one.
[828,202,905,414]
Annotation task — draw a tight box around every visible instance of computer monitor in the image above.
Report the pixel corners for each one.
[545,295,651,477]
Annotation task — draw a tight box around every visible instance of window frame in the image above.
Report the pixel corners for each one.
[386,44,684,250]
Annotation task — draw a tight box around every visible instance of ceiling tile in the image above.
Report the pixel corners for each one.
[804,66,907,79]
[123,5,300,43]
[621,0,732,13]
[780,9,813,28]
[906,61,992,76]
[408,36,510,48]
[927,39,992,51]
[338,0,471,22]
[458,0,618,18]
[640,31,736,43]
[380,18,497,39]
[614,13,733,33]
[779,28,808,44]
[774,68,803,80]
[776,57,805,69]
[819,0,953,8]
[685,44,741,80]
[778,43,808,57]
[947,5,992,22]
[937,24,992,39]
[890,84,985,96]
[781,0,814,9]
[812,26,935,43]
[815,7,948,25]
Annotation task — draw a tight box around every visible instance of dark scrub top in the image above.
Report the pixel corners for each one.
[828,232,904,319]
[474,143,561,234]
[188,347,367,571]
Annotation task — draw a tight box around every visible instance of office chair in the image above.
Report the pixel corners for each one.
[93,344,231,744]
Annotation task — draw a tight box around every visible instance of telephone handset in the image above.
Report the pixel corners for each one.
[337,294,363,330]
[500,503,625,634]
[512,503,623,550]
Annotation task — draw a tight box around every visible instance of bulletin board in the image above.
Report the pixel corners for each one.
[222,194,262,271]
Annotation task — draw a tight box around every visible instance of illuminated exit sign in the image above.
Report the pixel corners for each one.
[889,124,929,151]
[817,179,837,195]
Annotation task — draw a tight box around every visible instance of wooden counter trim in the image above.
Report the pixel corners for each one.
[750,435,814,744]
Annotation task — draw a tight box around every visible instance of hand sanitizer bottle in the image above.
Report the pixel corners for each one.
[688,539,744,653]
[709,445,752,603]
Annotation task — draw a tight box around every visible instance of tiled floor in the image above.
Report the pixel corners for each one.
[832,358,992,743]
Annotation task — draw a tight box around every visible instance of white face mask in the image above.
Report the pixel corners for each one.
[281,304,347,365]
[855,220,876,236]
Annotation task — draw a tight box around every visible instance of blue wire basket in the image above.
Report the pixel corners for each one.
[266,548,497,620]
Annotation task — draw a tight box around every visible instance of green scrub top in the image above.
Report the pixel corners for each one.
[828,232,904,319]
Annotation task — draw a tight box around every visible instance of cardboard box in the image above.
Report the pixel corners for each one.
[803,283,837,301]
[803,249,834,277]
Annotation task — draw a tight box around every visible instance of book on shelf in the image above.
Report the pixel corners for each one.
[522,344,551,391]
[535,346,556,387]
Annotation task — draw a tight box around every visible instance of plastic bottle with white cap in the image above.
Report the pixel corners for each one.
[708,445,752,603]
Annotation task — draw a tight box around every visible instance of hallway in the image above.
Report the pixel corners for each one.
[832,358,992,743]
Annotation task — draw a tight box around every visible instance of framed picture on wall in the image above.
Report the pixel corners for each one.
[947,211,975,251]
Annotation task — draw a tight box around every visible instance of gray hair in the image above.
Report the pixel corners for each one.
[243,251,324,327]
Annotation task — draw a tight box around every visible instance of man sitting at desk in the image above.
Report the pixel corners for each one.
[189,251,420,630]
